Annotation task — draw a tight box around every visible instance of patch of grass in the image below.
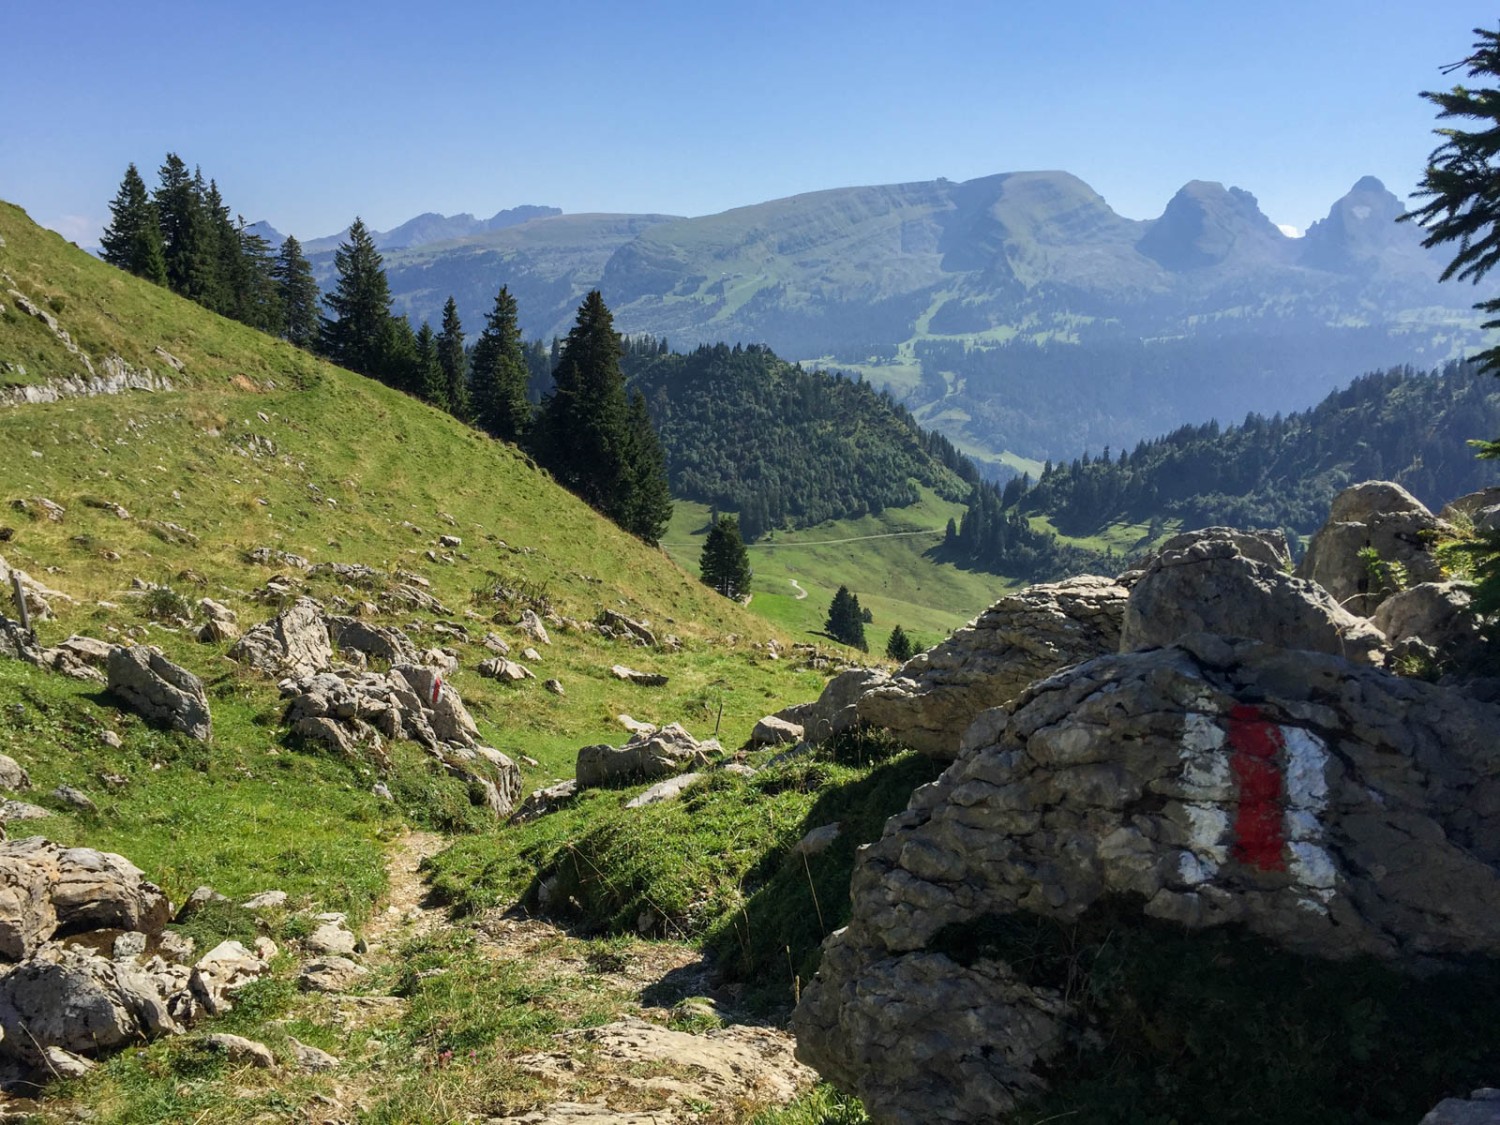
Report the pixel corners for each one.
[752,1085,869,1125]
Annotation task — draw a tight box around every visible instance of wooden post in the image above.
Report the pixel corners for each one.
[10,573,29,634]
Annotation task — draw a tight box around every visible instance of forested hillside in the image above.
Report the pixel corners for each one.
[1014,360,1500,539]
[623,342,975,539]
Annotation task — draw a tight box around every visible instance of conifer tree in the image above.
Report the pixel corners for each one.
[233,220,282,332]
[154,154,204,297]
[100,164,167,285]
[272,234,321,348]
[825,586,868,651]
[378,316,421,396]
[415,321,447,408]
[885,624,915,662]
[470,285,531,441]
[535,290,631,513]
[320,217,395,380]
[699,515,752,599]
[436,296,470,420]
[623,387,674,544]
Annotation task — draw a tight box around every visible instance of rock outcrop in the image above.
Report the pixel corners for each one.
[1297,480,1448,614]
[849,576,1129,758]
[106,646,212,741]
[575,724,716,789]
[1121,535,1386,662]
[793,637,1500,1124]
[229,596,334,678]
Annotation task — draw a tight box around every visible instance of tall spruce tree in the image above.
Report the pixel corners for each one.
[699,515,752,599]
[272,234,321,348]
[233,220,282,332]
[154,154,204,297]
[622,388,673,544]
[470,285,531,441]
[320,218,395,380]
[535,290,631,514]
[885,624,915,662]
[436,296,470,420]
[825,586,868,651]
[100,164,167,285]
[414,322,446,408]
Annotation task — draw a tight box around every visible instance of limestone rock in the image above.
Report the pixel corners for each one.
[240,890,287,911]
[195,598,240,643]
[545,678,564,695]
[1373,582,1485,672]
[519,609,551,645]
[750,715,803,746]
[0,945,180,1063]
[623,772,704,808]
[1423,1090,1500,1125]
[245,546,311,570]
[852,576,1128,758]
[597,610,655,647]
[793,822,842,857]
[576,723,714,789]
[478,657,534,683]
[289,1036,340,1072]
[0,800,48,821]
[1121,538,1385,662]
[306,914,358,957]
[513,779,579,823]
[106,646,212,740]
[793,638,1500,1124]
[1149,525,1292,570]
[50,785,95,812]
[326,615,416,665]
[1297,480,1448,615]
[205,1032,275,1069]
[0,755,29,792]
[610,664,667,686]
[298,955,368,994]
[1441,488,1500,524]
[228,597,333,677]
[0,553,71,620]
[190,939,271,1018]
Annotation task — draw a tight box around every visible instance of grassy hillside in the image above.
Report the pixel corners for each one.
[0,201,887,1118]
[662,496,1011,644]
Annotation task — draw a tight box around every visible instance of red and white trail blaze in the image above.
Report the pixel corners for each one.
[1176,704,1335,912]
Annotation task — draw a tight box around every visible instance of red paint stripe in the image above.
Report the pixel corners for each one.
[1226,704,1287,872]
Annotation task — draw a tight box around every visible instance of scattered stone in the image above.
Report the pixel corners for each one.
[245,547,311,570]
[522,646,542,662]
[298,956,368,994]
[513,779,579,823]
[437,534,462,548]
[229,597,333,678]
[288,1036,340,1072]
[144,519,199,547]
[205,1032,275,1069]
[544,678,564,695]
[106,645,212,741]
[195,598,240,643]
[750,715,803,747]
[0,755,30,792]
[50,785,95,813]
[306,915,358,957]
[597,610,656,647]
[41,1045,96,1079]
[80,496,131,520]
[519,609,551,645]
[478,657,534,683]
[175,885,229,923]
[617,715,656,735]
[481,632,511,656]
[792,822,842,857]
[190,939,271,1018]
[610,664,668,686]
[0,800,49,821]
[623,772,704,808]
[240,890,288,911]
[576,723,714,789]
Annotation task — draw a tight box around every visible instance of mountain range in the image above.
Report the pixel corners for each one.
[286,172,1495,464]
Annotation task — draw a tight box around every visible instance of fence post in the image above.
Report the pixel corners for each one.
[10,573,30,634]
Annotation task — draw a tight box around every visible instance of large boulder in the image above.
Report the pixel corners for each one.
[229,596,333,677]
[0,945,180,1064]
[794,668,891,744]
[326,616,417,665]
[106,646,212,740]
[1373,581,1486,673]
[1297,480,1448,615]
[576,723,715,789]
[0,838,172,962]
[1149,525,1292,570]
[793,637,1500,1124]
[851,576,1128,758]
[1121,536,1385,662]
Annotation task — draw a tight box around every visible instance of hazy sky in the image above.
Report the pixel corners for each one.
[4,1,1497,245]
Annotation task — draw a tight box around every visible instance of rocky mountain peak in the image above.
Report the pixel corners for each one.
[1299,175,1423,274]
[1136,179,1287,270]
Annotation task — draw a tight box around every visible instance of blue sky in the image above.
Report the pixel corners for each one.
[4,1,1496,244]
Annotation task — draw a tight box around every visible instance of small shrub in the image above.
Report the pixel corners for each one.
[141,582,192,622]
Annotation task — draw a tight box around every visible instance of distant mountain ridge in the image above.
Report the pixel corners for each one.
[306,171,1495,461]
[245,204,563,254]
